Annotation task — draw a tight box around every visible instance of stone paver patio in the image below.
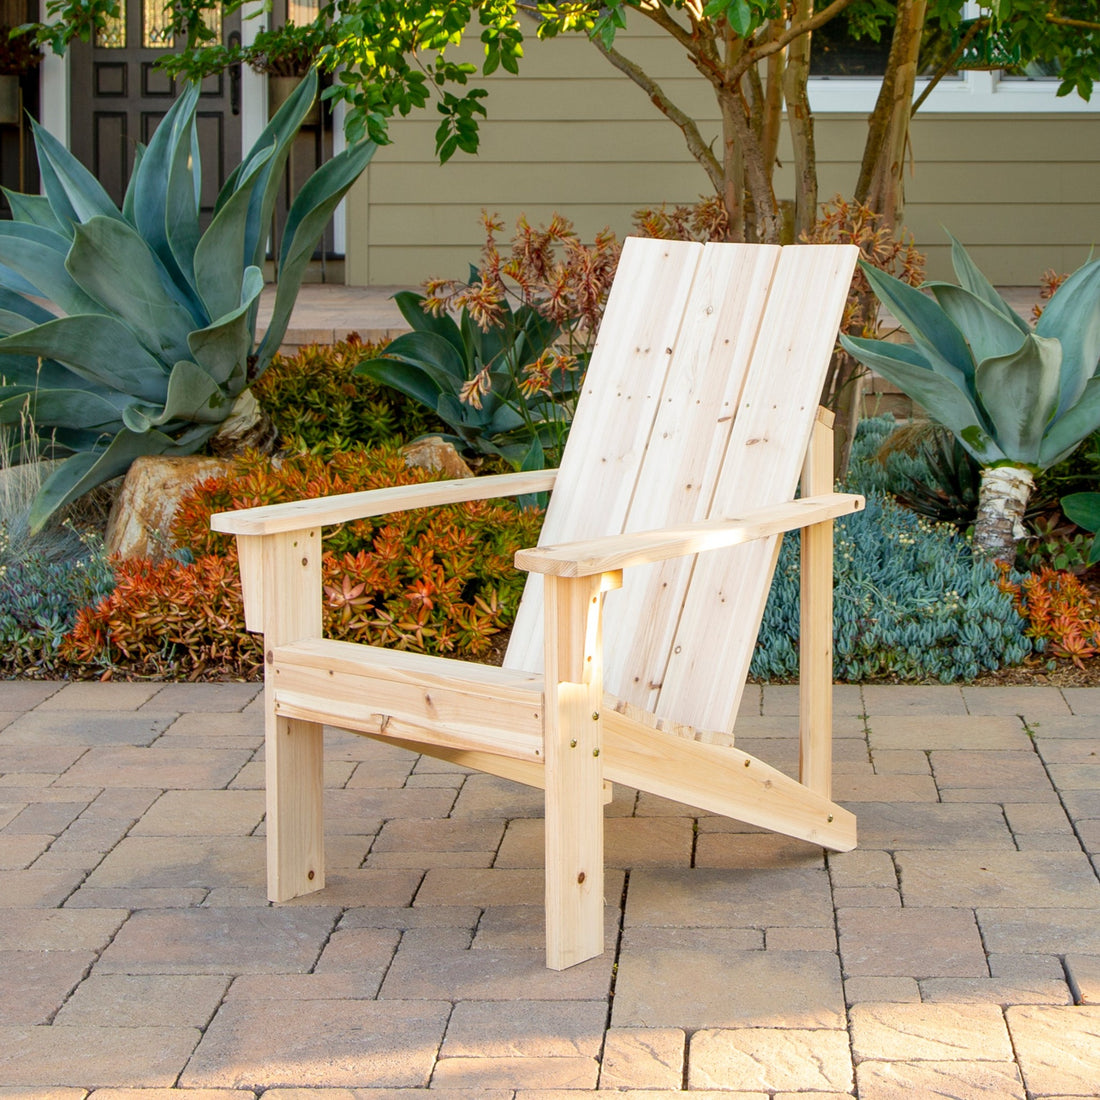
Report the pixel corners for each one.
[1,679,1099,1097]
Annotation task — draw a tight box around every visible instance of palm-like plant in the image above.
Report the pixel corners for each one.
[840,235,1100,564]
[0,71,375,532]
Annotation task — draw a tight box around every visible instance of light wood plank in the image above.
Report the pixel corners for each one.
[212,468,558,537]
[543,573,609,970]
[606,244,781,706]
[515,493,863,577]
[505,236,705,675]
[602,709,856,852]
[800,410,836,798]
[656,244,860,731]
[259,529,326,903]
[270,638,544,760]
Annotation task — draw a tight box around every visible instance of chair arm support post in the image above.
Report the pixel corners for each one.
[799,407,835,798]
[542,570,621,970]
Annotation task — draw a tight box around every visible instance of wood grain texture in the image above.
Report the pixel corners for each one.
[212,468,558,536]
[515,493,862,577]
[800,409,836,798]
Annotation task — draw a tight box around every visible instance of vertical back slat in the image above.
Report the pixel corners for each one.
[654,244,859,731]
[504,237,703,675]
[603,243,782,706]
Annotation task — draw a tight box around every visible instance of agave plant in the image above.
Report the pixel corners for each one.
[840,234,1100,565]
[0,70,375,532]
[355,284,580,470]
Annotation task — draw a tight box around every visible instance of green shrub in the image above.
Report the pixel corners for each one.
[750,493,1034,683]
[253,335,445,453]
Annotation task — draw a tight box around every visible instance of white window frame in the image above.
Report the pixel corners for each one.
[808,1,1099,114]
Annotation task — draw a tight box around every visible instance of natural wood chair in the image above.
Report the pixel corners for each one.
[213,238,863,970]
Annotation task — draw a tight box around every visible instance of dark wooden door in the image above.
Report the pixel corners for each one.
[68,1,241,214]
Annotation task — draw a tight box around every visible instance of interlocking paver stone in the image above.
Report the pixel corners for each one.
[599,1028,685,1089]
[83,835,266,889]
[850,1003,1013,1060]
[977,906,1100,954]
[130,790,264,836]
[626,867,835,928]
[1,712,175,747]
[0,1024,200,1087]
[1006,1005,1100,1095]
[440,999,606,1056]
[855,1059,1026,1099]
[55,974,229,1027]
[688,1027,854,1092]
[35,683,163,711]
[0,950,97,1024]
[841,801,1016,850]
[96,906,340,974]
[613,948,845,1029]
[838,907,987,977]
[897,850,1100,908]
[866,715,1030,750]
[181,999,449,1088]
[1064,954,1100,1005]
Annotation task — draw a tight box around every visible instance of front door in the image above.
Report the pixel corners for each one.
[68,1,242,215]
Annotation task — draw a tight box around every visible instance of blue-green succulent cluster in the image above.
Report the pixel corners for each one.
[751,492,1035,683]
[0,531,114,675]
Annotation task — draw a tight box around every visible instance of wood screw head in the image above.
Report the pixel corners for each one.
[592,748,600,757]
[569,739,577,748]
[591,711,600,721]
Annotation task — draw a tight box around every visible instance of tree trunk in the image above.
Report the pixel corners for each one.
[784,0,817,239]
[854,0,928,228]
[973,465,1035,568]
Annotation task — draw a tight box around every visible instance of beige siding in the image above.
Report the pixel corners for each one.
[344,25,1100,288]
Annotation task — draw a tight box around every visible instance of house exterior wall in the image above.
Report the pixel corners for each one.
[342,24,1100,288]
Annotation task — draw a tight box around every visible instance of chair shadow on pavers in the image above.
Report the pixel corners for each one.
[212,238,863,969]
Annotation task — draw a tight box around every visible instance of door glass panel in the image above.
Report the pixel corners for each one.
[96,0,126,48]
[143,0,174,48]
[202,5,223,40]
[288,0,319,23]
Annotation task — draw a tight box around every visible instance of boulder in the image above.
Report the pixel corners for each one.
[105,455,231,561]
[401,436,474,479]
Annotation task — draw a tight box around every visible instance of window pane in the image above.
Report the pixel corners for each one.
[809,11,956,78]
[96,1,126,48]
[144,0,174,48]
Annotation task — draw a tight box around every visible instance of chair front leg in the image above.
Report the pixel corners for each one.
[541,570,620,970]
[799,408,835,798]
[237,530,325,901]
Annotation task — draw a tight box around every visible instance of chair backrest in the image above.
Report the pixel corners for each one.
[504,238,858,734]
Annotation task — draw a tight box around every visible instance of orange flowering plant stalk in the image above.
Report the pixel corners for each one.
[355,212,620,474]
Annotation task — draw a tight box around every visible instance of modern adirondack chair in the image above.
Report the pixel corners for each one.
[212,238,864,970]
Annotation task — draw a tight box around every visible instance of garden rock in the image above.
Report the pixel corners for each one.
[401,437,473,479]
[106,455,231,561]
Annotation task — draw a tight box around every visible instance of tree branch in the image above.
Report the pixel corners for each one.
[728,0,860,84]
[638,1,725,86]
[911,17,984,116]
[1046,13,1100,31]
[591,35,724,193]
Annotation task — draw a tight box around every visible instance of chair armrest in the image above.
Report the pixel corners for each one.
[515,492,864,577]
[211,468,559,537]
